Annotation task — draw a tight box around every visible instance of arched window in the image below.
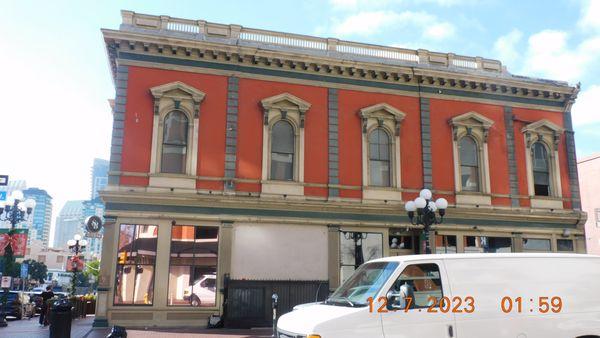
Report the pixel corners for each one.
[270,120,295,180]
[369,128,391,187]
[459,136,480,192]
[161,111,188,174]
[532,142,550,196]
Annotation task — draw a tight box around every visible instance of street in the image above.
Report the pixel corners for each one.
[0,315,273,338]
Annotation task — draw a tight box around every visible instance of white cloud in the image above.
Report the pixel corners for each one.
[329,0,470,11]
[423,22,456,40]
[579,0,600,32]
[332,10,407,36]
[331,10,454,40]
[493,29,522,65]
[571,85,600,127]
[522,30,600,82]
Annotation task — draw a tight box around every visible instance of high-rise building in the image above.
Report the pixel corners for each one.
[91,158,109,199]
[23,187,53,247]
[53,200,85,249]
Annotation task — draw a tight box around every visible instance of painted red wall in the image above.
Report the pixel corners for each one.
[119,66,573,209]
[512,107,570,207]
[120,66,227,189]
[338,90,422,199]
[429,99,509,205]
[237,78,328,196]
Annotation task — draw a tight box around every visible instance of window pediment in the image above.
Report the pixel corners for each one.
[450,112,494,143]
[261,93,311,127]
[521,119,564,148]
[150,81,206,117]
[359,103,406,135]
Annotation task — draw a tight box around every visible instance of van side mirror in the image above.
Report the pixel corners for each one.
[387,282,414,311]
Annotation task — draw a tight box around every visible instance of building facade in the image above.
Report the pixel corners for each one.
[23,187,53,247]
[91,158,109,199]
[53,200,85,249]
[95,11,585,328]
[578,153,600,254]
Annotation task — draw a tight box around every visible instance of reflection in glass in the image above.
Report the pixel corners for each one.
[114,224,158,305]
[435,235,457,253]
[369,128,391,187]
[459,137,479,192]
[522,238,551,252]
[270,120,295,180]
[329,261,398,306]
[390,264,442,309]
[464,236,512,253]
[340,232,383,284]
[161,110,188,174]
[557,239,574,252]
[168,225,219,307]
[532,142,550,196]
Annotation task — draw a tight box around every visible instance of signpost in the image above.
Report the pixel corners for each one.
[0,276,11,289]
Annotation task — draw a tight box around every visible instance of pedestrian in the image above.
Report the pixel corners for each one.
[39,285,54,326]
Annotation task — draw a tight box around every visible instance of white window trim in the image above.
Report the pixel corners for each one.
[521,119,564,209]
[359,103,405,202]
[260,93,311,197]
[148,81,206,190]
[449,111,494,206]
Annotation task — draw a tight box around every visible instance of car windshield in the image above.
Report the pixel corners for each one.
[328,261,398,307]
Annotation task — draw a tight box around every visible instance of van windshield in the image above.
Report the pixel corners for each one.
[327,261,398,307]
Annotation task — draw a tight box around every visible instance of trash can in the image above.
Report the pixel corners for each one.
[49,298,72,338]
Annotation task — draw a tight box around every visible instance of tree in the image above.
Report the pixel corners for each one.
[83,259,100,289]
[21,259,48,283]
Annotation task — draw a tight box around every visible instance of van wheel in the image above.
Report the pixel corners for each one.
[190,295,201,307]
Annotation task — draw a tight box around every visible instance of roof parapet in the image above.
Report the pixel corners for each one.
[119,10,504,74]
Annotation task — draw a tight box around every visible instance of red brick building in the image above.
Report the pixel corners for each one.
[95,10,584,328]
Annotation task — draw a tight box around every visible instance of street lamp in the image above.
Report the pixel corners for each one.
[0,190,35,327]
[404,189,448,254]
[68,234,87,296]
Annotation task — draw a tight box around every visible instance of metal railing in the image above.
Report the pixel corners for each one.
[120,10,503,73]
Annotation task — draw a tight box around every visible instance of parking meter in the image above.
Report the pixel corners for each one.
[272,293,279,337]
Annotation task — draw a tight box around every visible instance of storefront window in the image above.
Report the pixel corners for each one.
[114,224,158,305]
[464,236,512,253]
[522,238,551,252]
[556,239,574,252]
[340,232,383,284]
[435,235,457,253]
[389,235,413,250]
[168,225,219,307]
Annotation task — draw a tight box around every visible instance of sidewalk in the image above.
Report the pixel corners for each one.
[0,315,274,338]
[86,326,273,338]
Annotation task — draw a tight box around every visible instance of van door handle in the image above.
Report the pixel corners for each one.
[448,324,454,337]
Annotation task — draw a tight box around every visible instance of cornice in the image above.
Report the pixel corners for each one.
[99,190,584,227]
[102,28,576,110]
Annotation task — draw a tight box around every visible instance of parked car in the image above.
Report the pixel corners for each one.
[1,291,35,320]
[277,253,600,338]
[184,274,216,307]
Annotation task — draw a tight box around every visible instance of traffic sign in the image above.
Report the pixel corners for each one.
[1,276,11,288]
[0,191,5,201]
[0,175,7,186]
[20,264,28,279]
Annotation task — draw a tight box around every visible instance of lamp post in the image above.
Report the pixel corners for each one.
[404,189,448,254]
[0,190,36,328]
[67,235,87,297]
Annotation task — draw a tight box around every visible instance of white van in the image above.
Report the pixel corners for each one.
[277,253,600,338]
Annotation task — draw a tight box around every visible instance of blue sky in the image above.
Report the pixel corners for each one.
[1,0,599,245]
